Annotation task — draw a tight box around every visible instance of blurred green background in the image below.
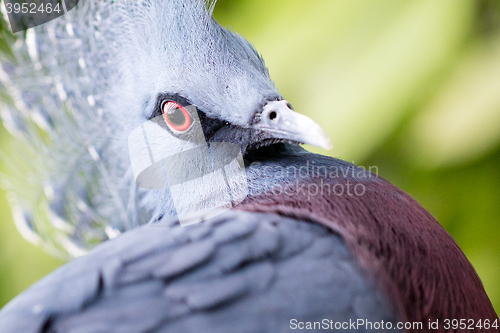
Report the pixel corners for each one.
[1,0,499,313]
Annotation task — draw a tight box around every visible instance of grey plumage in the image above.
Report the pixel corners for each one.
[0,211,397,332]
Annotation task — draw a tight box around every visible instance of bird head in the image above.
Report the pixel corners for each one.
[119,0,333,226]
[117,0,332,156]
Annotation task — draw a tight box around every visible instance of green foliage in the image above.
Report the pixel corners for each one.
[0,127,64,308]
[0,1,16,62]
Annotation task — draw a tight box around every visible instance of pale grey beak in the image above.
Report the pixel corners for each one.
[253,100,333,150]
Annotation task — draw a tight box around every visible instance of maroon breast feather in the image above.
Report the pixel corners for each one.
[237,166,498,332]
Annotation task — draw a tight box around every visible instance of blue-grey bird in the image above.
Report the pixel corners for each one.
[0,1,497,332]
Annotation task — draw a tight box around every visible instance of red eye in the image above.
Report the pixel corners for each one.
[162,101,192,132]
